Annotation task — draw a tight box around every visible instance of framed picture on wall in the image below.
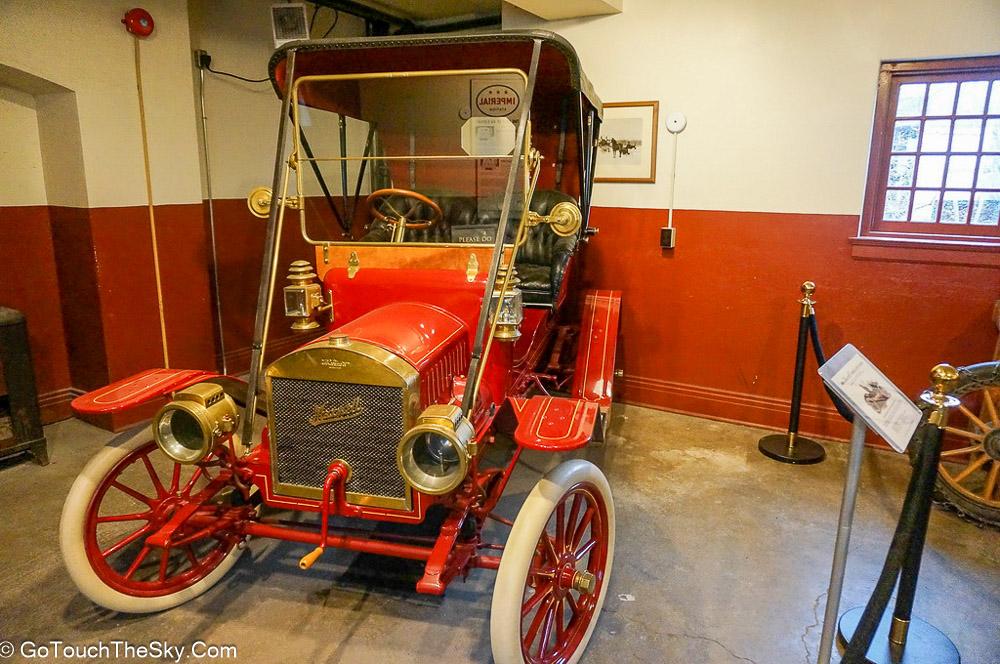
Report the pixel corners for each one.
[595,100,659,183]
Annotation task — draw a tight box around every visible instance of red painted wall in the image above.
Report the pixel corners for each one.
[3,199,996,441]
[0,205,73,421]
[1,203,222,428]
[580,207,999,442]
[206,198,326,372]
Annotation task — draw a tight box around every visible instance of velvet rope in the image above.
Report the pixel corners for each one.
[840,422,943,662]
[807,314,855,423]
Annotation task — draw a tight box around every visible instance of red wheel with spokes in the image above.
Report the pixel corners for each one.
[60,428,252,612]
[492,460,615,664]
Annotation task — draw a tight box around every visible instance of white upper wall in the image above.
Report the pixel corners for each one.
[0,87,47,206]
[504,0,1000,214]
[1,0,204,207]
[189,0,366,200]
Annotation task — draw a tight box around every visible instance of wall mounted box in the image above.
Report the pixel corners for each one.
[660,226,676,249]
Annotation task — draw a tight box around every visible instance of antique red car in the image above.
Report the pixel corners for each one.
[60,31,621,663]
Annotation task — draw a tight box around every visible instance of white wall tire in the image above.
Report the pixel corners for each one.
[491,459,615,664]
[59,427,247,613]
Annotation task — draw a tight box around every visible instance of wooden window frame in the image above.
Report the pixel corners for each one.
[859,55,1000,248]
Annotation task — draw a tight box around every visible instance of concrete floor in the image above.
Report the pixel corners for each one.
[0,405,997,663]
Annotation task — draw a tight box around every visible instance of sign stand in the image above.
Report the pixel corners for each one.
[816,414,868,664]
[835,364,961,664]
[836,607,959,664]
[815,350,960,664]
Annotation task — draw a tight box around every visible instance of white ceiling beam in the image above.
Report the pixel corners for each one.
[503,0,622,21]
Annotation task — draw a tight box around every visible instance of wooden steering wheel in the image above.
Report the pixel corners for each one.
[366,188,443,232]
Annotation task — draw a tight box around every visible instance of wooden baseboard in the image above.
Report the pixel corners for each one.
[621,374,854,443]
[38,387,83,424]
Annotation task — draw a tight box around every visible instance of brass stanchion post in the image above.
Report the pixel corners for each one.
[836,364,961,664]
[758,281,826,464]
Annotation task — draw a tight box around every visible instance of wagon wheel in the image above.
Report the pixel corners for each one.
[491,460,615,664]
[60,429,254,612]
[911,361,1000,528]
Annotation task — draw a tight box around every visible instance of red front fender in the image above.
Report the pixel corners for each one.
[71,368,221,415]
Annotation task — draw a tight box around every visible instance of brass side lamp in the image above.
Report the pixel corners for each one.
[490,263,524,341]
[284,260,332,331]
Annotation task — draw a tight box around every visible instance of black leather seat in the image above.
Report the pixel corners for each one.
[361,189,579,306]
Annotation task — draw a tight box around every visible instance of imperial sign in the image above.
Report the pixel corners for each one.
[475,85,520,116]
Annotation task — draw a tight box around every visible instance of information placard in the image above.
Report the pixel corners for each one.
[818,344,922,453]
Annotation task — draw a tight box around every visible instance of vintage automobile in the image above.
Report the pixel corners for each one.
[60,31,621,663]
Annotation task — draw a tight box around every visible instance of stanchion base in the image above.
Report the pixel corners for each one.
[836,606,960,664]
[757,433,825,464]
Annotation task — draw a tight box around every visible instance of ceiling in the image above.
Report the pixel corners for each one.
[504,0,622,21]
[353,0,501,21]
[315,1,623,29]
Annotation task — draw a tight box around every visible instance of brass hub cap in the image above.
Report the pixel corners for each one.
[552,553,596,598]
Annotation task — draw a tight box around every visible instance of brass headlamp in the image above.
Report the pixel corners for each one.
[152,383,238,464]
[284,260,333,331]
[397,405,476,495]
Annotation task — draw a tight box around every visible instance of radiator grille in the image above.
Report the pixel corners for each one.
[270,378,407,500]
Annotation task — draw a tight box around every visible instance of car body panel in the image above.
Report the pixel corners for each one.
[511,395,599,451]
[572,289,622,409]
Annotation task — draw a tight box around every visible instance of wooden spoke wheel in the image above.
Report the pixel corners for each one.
[913,362,1000,528]
[60,429,253,612]
[491,460,615,664]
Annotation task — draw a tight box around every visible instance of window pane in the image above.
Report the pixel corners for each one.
[951,119,983,152]
[946,155,977,188]
[940,191,971,224]
[989,80,1000,115]
[916,155,945,187]
[921,120,951,151]
[883,189,911,221]
[926,82,957,115]
[910,190,940,222]
[891,120,920,152]
[956,80,989,115]
[896,84,926,117]
[970,191,1000,226]
[978,155,1000,188]
[887,155,915,186]
[983,118,1000,152]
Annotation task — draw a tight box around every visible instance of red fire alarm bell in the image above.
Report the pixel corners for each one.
[122,8,155,37]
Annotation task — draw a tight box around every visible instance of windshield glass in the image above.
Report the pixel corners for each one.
[291,70,528,247]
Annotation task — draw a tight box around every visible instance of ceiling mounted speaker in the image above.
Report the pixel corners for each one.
[271,3,309,48]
